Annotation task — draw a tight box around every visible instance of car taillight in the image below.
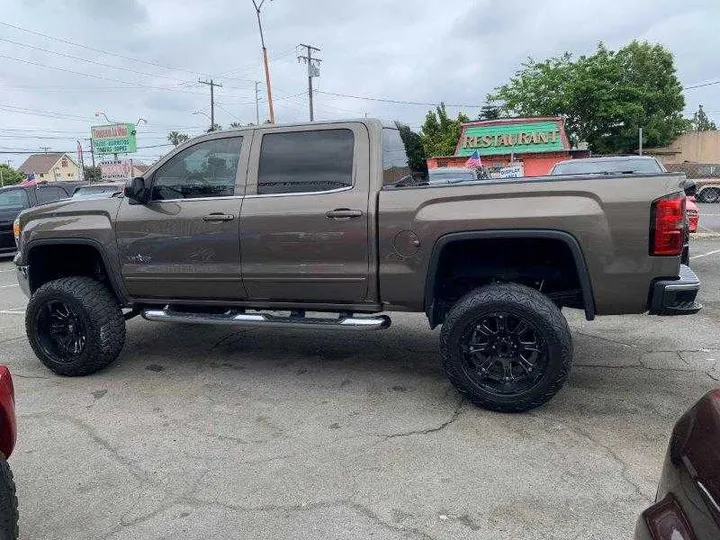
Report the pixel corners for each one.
[642,495,696,540]
[651,194,686,256]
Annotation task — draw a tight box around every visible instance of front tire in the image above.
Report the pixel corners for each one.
[26,278,126,376]
[440,283,573,412]
[0,456,18,540]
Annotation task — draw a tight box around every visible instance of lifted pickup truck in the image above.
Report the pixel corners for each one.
[13,120,701,412]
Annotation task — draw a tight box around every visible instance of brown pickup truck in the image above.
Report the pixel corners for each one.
[12,120,701,412]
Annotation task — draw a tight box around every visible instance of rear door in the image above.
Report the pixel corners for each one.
[115,133,249,300]
[240,123,371,303]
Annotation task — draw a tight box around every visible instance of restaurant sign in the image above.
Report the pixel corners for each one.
[456,120,566,156]
[91,123,137,155]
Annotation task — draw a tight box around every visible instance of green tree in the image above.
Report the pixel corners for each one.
[0,164,24,186]
[478,105,500,121]
[167,131,190,146]
[488,41,687,154]
[206,124,222,133]
[83,166,102,182]
[690,104,717,131]
[395,123,427,174]
[229,122,243,128]
[420,103,470,156]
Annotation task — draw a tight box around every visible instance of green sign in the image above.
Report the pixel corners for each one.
[91,123,137,155]
[456,121,565,156]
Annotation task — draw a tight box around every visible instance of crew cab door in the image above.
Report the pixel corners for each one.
[115,133,249,300]
[240,123,371,303]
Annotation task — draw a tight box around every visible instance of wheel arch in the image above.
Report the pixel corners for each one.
[26,238,128,305]
[424,230,596,327]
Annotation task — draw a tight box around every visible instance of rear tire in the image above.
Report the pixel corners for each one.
[699,187,720,203]
[25,277,126,376]
[0,455,18,540]
[440,283,573,412]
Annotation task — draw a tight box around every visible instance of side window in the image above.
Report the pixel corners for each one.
[36,186,67,204]
[0,190,29,210]
[151,137,242,201]
[257,129,354,194]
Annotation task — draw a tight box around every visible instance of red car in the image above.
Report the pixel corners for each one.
[0,366,17,540]
[636,390,720,539]
[687,196,700,233]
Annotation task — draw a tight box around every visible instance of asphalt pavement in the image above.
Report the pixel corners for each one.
[0,239,718,540]
[697,202,720,234]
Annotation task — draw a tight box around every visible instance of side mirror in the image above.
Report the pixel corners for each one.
[124,177,147,203]
[681,179,697,197]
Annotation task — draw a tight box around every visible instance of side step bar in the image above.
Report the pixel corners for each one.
[141,308,391,331]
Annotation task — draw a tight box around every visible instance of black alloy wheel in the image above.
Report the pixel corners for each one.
[35,300,87,363]
[459,312,548,397]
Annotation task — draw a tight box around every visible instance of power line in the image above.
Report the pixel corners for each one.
[315,90,484,108]
[0,20,210,78]
[684,80,720,90]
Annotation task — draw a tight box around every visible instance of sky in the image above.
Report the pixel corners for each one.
[1,0,719,169]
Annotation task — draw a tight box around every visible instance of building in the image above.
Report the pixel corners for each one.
[17,153,80,181]
[427,117,589,177]
[646,131,720,165]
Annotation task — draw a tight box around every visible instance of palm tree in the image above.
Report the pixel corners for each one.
[167,131,190,146]
[229,122,243,128]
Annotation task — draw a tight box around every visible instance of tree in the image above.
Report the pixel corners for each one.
[420,103,470,156]
[0,164,24,186]
[690,104,717,131]
[229,122,243,128]
[83,166,101,182]
[488,41,687,154]
[478,105,500,121]
[396,123,427,174]
[206,124,222,133]
[167,131,190,146]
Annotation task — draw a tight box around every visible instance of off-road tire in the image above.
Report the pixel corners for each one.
[440,283,573,413]
[0,455,18,540]
[698,187,720,203]
[26,277,126,376]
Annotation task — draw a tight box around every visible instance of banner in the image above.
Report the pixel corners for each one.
[100,160,133,180]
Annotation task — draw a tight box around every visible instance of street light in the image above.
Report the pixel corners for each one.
[94,111,113,123]
[193,111,213,131]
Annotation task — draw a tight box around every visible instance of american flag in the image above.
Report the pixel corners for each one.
[464,151,482,168]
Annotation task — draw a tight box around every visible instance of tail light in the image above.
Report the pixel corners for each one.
[642,495,696,540]
[651,194,686,256]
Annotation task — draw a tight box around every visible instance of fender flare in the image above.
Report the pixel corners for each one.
[423,229,596,327]
[25,237,129,305]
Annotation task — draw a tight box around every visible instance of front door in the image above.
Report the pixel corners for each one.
[115,134,249,300]
[240,124,371,303]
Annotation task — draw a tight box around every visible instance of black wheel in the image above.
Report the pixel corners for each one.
[26,277,126,376]
[0,456,18,540]
[699,187,720,203]
[440,283,573,412]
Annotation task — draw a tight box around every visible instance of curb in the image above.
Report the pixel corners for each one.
[692,233,720,239]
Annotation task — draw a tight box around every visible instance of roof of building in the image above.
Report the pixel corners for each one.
[17,153,77,174]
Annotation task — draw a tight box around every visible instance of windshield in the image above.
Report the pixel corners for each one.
[0,189,29,211]
[72,186,121,200]
[552,158,663,175]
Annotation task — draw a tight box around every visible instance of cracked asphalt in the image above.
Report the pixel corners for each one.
[0,238,718,540]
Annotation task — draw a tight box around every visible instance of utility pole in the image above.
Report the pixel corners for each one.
[198,79,223,131]
[254,81,261,125]
[298,44,321,121]
[638,127,643,156]
[85,138,96,167]
[252,0,275,124]
[40,146,50,154]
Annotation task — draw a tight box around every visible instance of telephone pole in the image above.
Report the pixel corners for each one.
[198,79,223,131]
[40,146,51,154]
[254,81,261,125]
[252,0,275,124]
[298,44,321,121]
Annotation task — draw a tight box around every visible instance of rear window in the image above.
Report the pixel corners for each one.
[552,158,664,175]
[382,127,428,186]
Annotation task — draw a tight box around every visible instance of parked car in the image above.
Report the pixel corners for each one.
[428,167,478,185]
[687,196,700,233]
[636,390,720,539]
[0,366,18,540]
[0,182,85,256]
[72,183,124,200]
[13,120,701,412]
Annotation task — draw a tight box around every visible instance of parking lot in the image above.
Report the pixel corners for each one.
[0,237,717,540]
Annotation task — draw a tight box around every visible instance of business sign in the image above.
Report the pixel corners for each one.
[495,163,524,178]
[91,123,137,155]
[456,120,566,157]
[100,160,133,180]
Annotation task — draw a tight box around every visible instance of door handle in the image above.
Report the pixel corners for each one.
[202,213,235,222]
[325,208,363,219]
